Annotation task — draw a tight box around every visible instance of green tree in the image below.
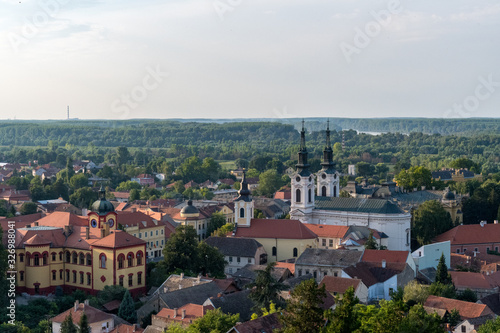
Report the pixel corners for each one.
[197,241,226,278]
[249,262,286,314]
[403,280,430,305]
[435,253,452,285]
[279,279,327,333]
[162,225,200,273]
[20,202,38,215]
[117,290,137,323]
[213,223,234,237]
[69,173,88,190]
[206,212,226,237]
[457,288,477,302]
[397,304,445,333]
[258,169,283,197]
[364,230,378,250]
[116,147,131,166]
[189,308,239,333]
[202,157,221,181]
[448,308,461,327]
[478,316,500,333]
[413,200,453,246]
[129,189,140,202]
[395,166,432,190]
[78,312,90,333]
[326,286,359,333]
[61,312,77,333]
[356,161,374,177]
[69,187,98,209]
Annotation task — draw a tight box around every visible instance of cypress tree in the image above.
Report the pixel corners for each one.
[61,312,77,333]
[118,289,137,323]
[435,253,452,285]
[78,312,90,333]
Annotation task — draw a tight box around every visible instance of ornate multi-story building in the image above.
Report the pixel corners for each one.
[289,121,412,251]
[12,188,147,296]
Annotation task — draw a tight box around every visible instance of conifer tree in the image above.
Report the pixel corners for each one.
[78,312,90,333]
[118,289,137,323]
[364,230,378,249]
[61,312,77,333]
[435,253,452,285]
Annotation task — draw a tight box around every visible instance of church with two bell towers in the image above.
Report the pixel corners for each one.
[290,121,411,251]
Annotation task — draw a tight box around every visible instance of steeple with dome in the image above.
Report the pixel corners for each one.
[88,185,117,232]
[296,120,311,177]
[316,120,339,197]
[234,171,254,227]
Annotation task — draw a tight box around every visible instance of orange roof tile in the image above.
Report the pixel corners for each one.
[36,211,87,228]
[115,202,129,211]
[361,249,410,264]
[24,234,52,246]
[424,295,493,319]
[434,223,500,245]
[304,224,349,238]
[51,302,113,324]
[91,230,145,248]
[156,303,214,323]
[450,271,496,290]
[109,324,144,333]
[275,262,295,274]
[234,219,317,240]
[320,276,361,294]
[15,228,66,248]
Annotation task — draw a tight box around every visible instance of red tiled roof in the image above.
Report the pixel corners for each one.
[15,228,66,248]
[102,300,122,311]
[304,224,349,239]
[24,234,52,246]
[51,302,113,324]
[234,219,317,240]
[117,211,164,229]
[116,202,129,211]
[434,223,500,245]
[230,313,282,333]
[361,249,410,264]
[450,271,496,290]
[320,276,361,294]
[91,230,145,248]
[112,192,130,199]
[156,303,214,323]
[275,262,295,274]
[424,295,493,319]
[343,262,407,287]
[36,211,88,228]
[109,324,144,333]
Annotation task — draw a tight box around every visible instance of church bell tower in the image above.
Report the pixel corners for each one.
[317,120,339,197]
[234,171,253,227]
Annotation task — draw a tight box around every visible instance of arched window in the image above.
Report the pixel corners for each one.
[308,189,312,202]
[19,254,24,263]
[333,186,337,197]
[240,207,245,218]
[127,253,134,267]
[72,252,78,264]
[59,252,63,261]
[34,254,40,266]
[322,186,327,197]
[86,254,92,266]
[136,252,143,266]
[293,248,298,257]
[99,253,106,268]
[25,254,30,266]
[272,246,277,256]
[296,189,301,203]
[137,272,142,285]
[42,253,48,265]
[117,254,124,269]
[79,253,85,265]
[51,252,56,261]
[66,251,71,263]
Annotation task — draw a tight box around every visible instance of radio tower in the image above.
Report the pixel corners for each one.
[67,106,69,120]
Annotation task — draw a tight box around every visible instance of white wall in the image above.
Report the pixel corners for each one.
[412,241,451,271]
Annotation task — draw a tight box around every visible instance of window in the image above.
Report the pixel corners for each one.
[137,252,142,265]
[293,248,298,257]
[296,189,301,203]
[229,256,233,262]
[72,252,78,264]
[334,272,338,277]
[333,187,337,197]
[59,252,63,261]
[139,233,142,238]
[52,253,56,261]
[487,247,490,252]
[308,189,312,203]
[248,258,252,264]
[119,276,124,287]
[19,254,24,262]
[324,272,327,276]
[19,271,24,281]
[73,271,76,283]
[461,325,466,333]
[52,271,56,280]
[156,241,158,247]
[161,240,164,245]
[496,247,499,252]
[66,270,69,282]
[272,247,277,256]
[150,231,153,237]
[118,255,124,269]
[298,269,302,277]
[66,251,71,263]
[86,254,92,266]
[306,270,309,275]
[60,270,63,280]
[128,275,133,286]
[329,239,333,247]
[322,239,326,247]
[34,254,40,266]
[80,272,84,284]
[228,268,232,274]
[127,253,133,267]
[79,253,85,265]
[474,248,478,252]
[313,271,317,279]
[87,274,91,285]
[240,207,245,218]
[43,253,48,265]
[464,248,467,253]
[156,230,158,236]
[161,229,164,234]
[237,257,240,263]
[138,273,142,285]
[100,254,106,268]
[322,186,326,196]
[456,249,460,253]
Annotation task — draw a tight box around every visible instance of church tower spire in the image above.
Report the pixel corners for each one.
[296,119,310,176]
[234,170,253,227]
[317,120,339,197]
[321,120,335,170]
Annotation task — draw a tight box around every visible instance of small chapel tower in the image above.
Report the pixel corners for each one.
[234,171,253,227]
[290,120,315,222]
[317,120,339,197]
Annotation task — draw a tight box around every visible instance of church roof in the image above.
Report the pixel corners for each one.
[234,219,317,240]
[314,197,405,214]
[91,230,145,248]
[24,234,52,246]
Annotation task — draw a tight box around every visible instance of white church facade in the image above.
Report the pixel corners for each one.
[289,121,411,251]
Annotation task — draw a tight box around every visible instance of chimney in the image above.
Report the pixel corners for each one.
[217,293,222,298]
[82,208,88,217]
[382,260,386,268]
[182,309,186,320]
[495,220,499,224]
[74,300,79,312]
[197,275,201,284]
[86,227,90,240]
[133,324,137,332]
[180,272,184,279]
[34,221,39,226]
[104,221,110,236]
[64,225,70,236]
[131,208,137,213]
[480,221,486,227]
[84,299,89,306]
[100,228,105,238]
[173,308,178,318]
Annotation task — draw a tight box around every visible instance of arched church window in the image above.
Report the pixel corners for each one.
[272,247,277,256]
[99,254,106,268]
[293,248,298,257]
[240,207,245,218]
[322,186,327,197]
[333,187,337,197]
[308,189,312,202]
[296,189,301,203]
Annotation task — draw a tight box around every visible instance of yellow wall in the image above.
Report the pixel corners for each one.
[253,237,318,262]
[92,248,115,291]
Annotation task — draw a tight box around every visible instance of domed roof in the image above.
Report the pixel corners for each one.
[443,189,456,200]
[180,200,199,216]
[91,185,115,215]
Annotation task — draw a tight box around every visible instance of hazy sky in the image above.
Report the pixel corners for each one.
[1,0,499,120]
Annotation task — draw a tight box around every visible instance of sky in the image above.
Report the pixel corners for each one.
[0,0,499,120]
